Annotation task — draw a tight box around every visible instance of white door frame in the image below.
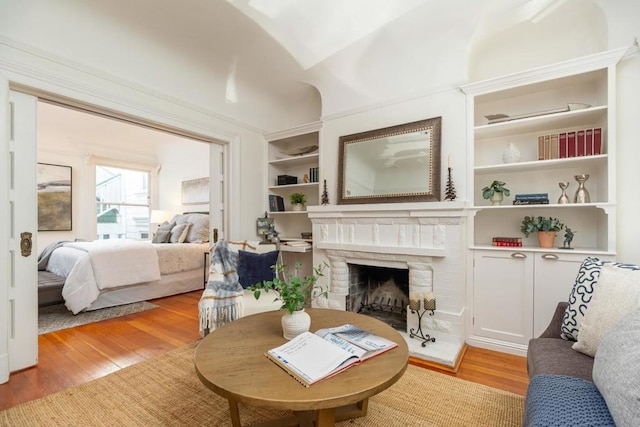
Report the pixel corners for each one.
[0,83,234,383]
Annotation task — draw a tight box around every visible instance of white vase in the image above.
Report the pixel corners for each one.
[489,192,504,206]
[281,309,311,340]
[292,203,305,211]
[503,143,521,164]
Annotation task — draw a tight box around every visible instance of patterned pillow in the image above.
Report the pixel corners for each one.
[175,213,209,243]
[571,264,640,356]
[561,257,640,341]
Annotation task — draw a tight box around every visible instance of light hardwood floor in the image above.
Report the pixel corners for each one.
[0,291,529,411]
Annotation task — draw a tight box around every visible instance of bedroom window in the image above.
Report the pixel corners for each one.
[96,165,151,240]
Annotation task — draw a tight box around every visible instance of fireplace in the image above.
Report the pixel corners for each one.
[308,202,467,368]
[347,264,409,331]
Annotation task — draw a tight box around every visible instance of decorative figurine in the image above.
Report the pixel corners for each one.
[561,228,575,249]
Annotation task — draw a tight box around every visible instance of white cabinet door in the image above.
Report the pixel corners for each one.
[532,252,614,337]
[473,250,533,345]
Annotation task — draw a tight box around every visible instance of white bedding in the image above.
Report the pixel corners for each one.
[63,240,161,289]
[46,240,209,314]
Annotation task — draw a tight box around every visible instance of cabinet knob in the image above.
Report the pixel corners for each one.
[510,252,526,259]
[541,253,559,260]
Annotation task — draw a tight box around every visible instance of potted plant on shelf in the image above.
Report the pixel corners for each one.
[249,261,329,339]
[289,192,307,211]
[520,216,565,248]
[482,180,510,205]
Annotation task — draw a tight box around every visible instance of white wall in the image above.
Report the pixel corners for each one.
[36,102,214,249]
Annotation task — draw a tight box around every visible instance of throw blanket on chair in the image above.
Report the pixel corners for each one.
[199,240,244,336]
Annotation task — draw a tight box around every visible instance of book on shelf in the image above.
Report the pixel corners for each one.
[514,193,549,200]
[283,241,312,247]
[577,130,586,156]
[268,195,285,212]
[559,132,567,158]
[567,131,576,158]
[265,324,398,387]
[550,134,559,159]
[513,199,549,205]
[593,128,602,154]
[492,237,523,246]
[585,129,593,156]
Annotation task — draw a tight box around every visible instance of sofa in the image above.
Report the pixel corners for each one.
[523,257,640,427]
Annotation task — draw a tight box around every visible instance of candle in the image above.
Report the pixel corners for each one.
[409,294,421,311]
[447,155,451,168]
[323,170,327,180]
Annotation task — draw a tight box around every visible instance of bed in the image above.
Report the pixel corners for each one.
[39,213,211,313]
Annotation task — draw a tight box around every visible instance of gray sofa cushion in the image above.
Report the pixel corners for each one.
[527,337,594,381]
[593,308,640,427]
[523,374,614,427]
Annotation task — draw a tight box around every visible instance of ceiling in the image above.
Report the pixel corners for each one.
[72,0,575,120]
[8,0,599,134]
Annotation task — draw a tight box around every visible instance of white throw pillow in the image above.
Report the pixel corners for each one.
[572,263,640,357]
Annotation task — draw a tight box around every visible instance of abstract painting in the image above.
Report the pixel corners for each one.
[181,177,209,205]
[37,163,72,231]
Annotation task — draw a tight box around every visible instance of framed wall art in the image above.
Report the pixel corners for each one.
[37,163,72,231]
[181,177,210,205]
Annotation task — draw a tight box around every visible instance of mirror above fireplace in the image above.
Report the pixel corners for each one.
[338,117,441,204]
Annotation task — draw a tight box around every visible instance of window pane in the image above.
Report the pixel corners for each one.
[96,165,149,204]
[96,204,150,240]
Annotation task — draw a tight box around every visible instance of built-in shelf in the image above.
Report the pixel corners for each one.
[474,154,607,173]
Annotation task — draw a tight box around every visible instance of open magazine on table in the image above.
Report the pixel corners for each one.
[265,324,398,387]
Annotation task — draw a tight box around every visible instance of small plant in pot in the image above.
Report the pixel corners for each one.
[289,192,307,211]
[249,262,328,339]
[482,180,510,205]
[520,216,565,248]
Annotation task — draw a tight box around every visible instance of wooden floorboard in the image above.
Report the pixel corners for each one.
[0,291,529,411]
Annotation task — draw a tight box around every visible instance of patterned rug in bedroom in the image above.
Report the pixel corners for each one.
[38,301,159,335]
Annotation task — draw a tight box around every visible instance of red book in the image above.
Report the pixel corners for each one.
[559,133,568,158]
[593,128,602,154]
[567,131,576,157]
[577,130,586,156]
[586,129,594,156]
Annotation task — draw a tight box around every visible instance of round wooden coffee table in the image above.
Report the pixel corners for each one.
[194,308,409,427]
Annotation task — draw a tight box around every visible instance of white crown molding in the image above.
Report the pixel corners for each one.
[265,120,323,141]
[460,47,628,96]
[320,80,465,122]
[0,35,265,137]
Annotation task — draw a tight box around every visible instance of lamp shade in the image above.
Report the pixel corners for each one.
[150,210,173,224]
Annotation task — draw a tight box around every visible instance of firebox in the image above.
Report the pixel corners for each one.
[346,264,409,331]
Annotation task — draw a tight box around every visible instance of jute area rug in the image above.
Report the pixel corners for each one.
[0,342,525,427]
[38,301,159,335]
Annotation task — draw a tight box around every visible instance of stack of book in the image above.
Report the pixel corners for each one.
[308,167,319,183]
[268,195,285,212]
[513,193,549,205]
[537,128,602,160]
[492,237,523,247]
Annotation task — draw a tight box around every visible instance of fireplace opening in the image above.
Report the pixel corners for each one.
[346,264,409,331]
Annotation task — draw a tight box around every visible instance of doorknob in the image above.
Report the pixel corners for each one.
[20,232,32,257]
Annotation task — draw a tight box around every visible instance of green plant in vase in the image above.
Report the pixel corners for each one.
[482,180,510,205]
[249,262,329,339]
[521,216,565,248]
[289,192,307,211]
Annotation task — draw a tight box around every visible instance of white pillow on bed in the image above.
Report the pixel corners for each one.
[174,214,209,243]
[170,223,191,243]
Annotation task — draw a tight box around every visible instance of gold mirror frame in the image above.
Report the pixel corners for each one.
[337,117,441,204]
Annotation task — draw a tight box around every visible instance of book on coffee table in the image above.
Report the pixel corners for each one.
[265,324,398,387]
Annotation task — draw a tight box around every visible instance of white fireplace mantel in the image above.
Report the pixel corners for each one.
[308,201,468,367]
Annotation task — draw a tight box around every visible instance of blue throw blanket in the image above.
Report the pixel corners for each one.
[198,240,244,335]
